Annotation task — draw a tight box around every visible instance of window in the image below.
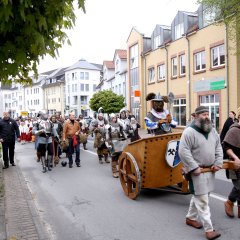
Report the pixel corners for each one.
[73,96,77,105]
[200,94,220,132]
[171,57,177,77]
[157,64,165,80]
[85,84,89,91]
[80,84,84,91]
[203,9,216,27]
[80,72,84,80]
[148,67,155,83]
[179,55,186,75]
[154,35,161,49]
[173,98,186,126]
[80,96,88,105]
[93,84,96,91]
[66,73,70,81]
[175,23,184,39]
[85,72,89,80]
[130,44,138,69]
[194,51,206,72]
[211,44,225,68]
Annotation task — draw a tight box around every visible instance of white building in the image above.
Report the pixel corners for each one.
[98,49,128,106]
[65,58,102,117]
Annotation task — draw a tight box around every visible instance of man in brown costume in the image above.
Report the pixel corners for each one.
[222,119,240,218]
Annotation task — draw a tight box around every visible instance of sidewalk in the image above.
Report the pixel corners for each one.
[0,149,49,240]
[0,128,150,240]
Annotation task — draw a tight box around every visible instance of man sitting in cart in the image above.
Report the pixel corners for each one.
[144,92,177,135]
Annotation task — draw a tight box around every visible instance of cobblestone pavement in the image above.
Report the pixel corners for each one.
[0,149,49,240]
[0,128,153,240]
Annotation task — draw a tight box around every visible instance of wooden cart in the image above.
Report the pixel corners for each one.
[118,132,235,200]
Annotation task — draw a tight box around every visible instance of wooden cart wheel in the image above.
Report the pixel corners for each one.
[119,152,141,199]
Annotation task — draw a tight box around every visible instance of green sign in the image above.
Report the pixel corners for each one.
[194,78,225,92]
[210,80,225,90]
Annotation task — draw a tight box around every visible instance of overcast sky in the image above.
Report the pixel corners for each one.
[37,0,199,73]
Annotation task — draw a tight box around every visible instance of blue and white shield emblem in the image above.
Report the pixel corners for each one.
[165,140,181,168]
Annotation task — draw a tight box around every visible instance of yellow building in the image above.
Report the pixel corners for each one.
[42,68,66,116]
[127,6,239,132]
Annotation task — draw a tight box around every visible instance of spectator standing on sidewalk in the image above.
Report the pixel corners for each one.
[222,117,240,218]
[0,112,20,169]
[220,111,238,143]
[178,106,223,240]
[62,112,81,168]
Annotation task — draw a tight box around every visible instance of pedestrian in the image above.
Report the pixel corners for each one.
[78,114,89,150]
[222,116,240,218]
[220,111,238,143]
[129,117,141,142]
[106,113,126,178]
[32,112,59,172]
[62,112,81,168]
[50,115,63,165]
[0,112,20,169]
[178,106,223,240]
[19,120,29,144]
[90,108,110,164]
[118,108,131,139]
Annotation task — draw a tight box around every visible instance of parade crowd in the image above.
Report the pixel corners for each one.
[0,92,240,240]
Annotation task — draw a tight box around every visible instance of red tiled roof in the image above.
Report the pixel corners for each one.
[115,49,127,59]
[103,61,115,69]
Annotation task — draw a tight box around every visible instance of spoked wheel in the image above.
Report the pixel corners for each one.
[119,152,141,200]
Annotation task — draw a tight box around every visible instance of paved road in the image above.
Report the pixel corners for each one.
[1,129,239,240]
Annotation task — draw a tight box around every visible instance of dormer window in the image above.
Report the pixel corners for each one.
[154,35,161,49]
[175,23,184,39]
[203,8,216,27]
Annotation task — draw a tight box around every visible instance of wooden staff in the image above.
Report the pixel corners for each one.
[200,160,235,173]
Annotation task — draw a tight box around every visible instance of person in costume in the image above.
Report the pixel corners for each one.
[78,114,89,150]
[106,113,126,178]
[118,108,131,139]
[90,107,110,164]
[144,92,177,135]
[179,106,223,240]
[222,116,240,219]
[32,112,58,172]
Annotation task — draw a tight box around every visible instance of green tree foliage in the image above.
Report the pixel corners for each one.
[199,0,240,48]
[89,90,125,114]
[0,0,85,84]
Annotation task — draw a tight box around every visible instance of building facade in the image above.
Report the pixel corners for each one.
[126,6,239,132]
[64,58,102,117]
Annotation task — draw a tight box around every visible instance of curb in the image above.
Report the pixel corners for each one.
[0,160,7,240]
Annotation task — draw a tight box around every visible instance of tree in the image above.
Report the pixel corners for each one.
[198,0,240,49]
[89,90,125,114]
[0,0,85,84]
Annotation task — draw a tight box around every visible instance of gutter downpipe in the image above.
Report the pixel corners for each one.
[164,44,169,95]
[141,52,147,123]
[185,34,191,121]
[225,23,229,115]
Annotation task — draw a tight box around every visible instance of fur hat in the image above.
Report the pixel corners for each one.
[146,92,169,103]
[195,106,209,115]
